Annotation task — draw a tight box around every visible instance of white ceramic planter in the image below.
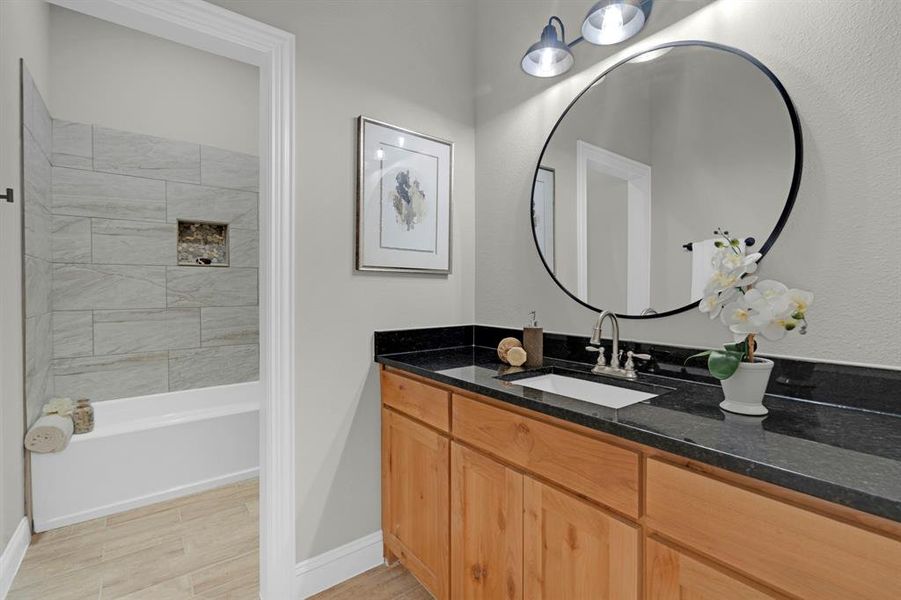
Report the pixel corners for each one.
[719,358,774,416]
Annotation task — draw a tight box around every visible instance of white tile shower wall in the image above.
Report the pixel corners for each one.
[92,126,201,184]
[22,64,54,427]
[47,119,260,401]
[51,119,91,169]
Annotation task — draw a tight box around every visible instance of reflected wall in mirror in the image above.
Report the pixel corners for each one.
[533,42,801,318]
[533,166,556,269]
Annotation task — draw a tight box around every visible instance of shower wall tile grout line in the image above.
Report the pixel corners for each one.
[52,160,260,194]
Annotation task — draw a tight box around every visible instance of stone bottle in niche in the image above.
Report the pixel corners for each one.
[523,311,543,368]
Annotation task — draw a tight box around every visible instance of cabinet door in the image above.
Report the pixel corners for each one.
[646,538,780,600]
[451,442,523,600]
[523,477,638,600]
[382,408,450,599]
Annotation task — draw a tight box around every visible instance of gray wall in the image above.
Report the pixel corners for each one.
[49,4,259,156]
[587,170,628,307]
[542,66,651,298]
[48,121,260,402]
[23,65,54,427]
[647,49,792,310]
[1,0,50,553]
[475,0,901,367]
[209,0,478,562]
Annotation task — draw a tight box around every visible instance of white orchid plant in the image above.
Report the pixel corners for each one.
[689,228,813,380]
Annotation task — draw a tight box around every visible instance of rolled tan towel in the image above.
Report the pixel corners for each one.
[24,414,74,453]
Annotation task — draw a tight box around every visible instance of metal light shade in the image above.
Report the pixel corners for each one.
[521,22,574,78]
[582,0,651,46]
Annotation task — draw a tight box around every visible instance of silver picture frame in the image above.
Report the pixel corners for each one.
[356,116,453,274]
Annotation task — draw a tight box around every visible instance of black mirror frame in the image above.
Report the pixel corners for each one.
[530,40,803,319]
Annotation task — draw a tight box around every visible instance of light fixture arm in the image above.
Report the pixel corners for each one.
[548,16,566,42]
[548,15,587,50]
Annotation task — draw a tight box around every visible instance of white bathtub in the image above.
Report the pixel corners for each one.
[30,382,259,532]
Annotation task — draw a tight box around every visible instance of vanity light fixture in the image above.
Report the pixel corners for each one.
[521,16,575,78]
[522,0,652,77]
[582,0,652,46]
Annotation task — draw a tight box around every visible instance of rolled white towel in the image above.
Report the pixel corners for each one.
[24,414,74,453]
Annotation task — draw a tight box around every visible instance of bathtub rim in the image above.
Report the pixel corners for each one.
[71,381,261,442]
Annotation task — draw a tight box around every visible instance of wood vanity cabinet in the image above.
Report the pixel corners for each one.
[380,367,901,600]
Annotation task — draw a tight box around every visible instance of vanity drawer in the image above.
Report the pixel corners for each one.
[452,394,640,518]
[381,370,450,432]
[645,459,901,600]
[645,538,780,600]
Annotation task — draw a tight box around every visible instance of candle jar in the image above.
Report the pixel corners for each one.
[73,399,94,434]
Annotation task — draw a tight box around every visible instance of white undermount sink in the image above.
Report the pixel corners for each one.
[513,374,658,409]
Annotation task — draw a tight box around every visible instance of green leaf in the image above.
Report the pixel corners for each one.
[684,350,713,366]
[723,339,750,358]
[708,350,743,380]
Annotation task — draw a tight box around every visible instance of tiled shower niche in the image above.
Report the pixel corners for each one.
[177,221,229,266]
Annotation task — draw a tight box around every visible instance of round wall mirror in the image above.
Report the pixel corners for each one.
[531,41,802,318]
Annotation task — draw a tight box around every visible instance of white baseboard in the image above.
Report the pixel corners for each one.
[34,467,259,532]
[295,531,383,598]
[0,518,31,599]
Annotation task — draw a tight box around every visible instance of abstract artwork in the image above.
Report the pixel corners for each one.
[357,117,452,273]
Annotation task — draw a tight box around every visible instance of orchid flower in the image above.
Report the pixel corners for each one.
[691,227,813,379]
[715,250,762,275]
[704,271,758,296]
[720,295,756,333]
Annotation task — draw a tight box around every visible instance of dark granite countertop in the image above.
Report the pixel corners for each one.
[376,344,901,523]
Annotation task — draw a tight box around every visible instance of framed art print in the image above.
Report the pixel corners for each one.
[356,116,453,273]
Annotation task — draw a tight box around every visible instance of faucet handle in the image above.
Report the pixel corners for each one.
[586,345,606,367]
[624,350,651,372]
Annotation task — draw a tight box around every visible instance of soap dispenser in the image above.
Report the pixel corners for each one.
[523,311,544,368]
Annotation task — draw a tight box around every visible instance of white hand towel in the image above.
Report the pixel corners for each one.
[24,414,74,453]
[690,238,719,300]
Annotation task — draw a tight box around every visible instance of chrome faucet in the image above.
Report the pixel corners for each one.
[590,310,620,369]
[586,311,650,380]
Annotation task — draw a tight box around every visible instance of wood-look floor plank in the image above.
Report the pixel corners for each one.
[8,561,104,600]
[189,550,258,596]
[310,564,433,600]
[11,480,429,600]
[116,575,194,600]
[10,480,259,600]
